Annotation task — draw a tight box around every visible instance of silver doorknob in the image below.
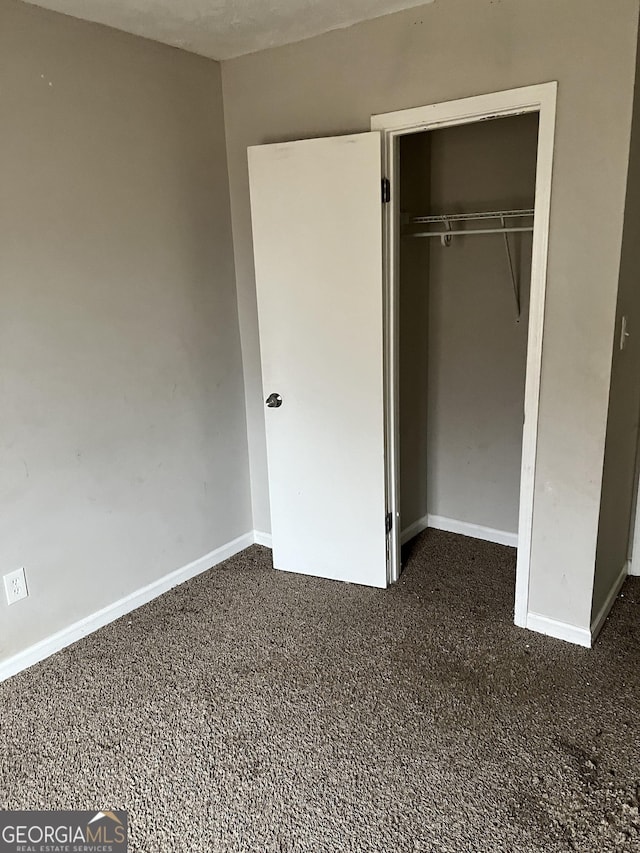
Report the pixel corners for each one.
[265,393,282,408]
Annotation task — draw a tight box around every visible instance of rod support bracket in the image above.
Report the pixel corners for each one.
[440,218,452,248]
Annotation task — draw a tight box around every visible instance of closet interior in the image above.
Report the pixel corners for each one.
[398,113,540,558]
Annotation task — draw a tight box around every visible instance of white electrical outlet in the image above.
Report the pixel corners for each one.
[4,568,28,605]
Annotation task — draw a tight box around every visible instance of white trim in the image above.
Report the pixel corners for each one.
[590,561,629,642]
[0,532,254,683]
[629,458,640,575]
[400,515,430,545]
[525,612,592,648]
[372,85,557,134]
[630,510,640,576]
[624,374,640,575]
[427,515,518,548]
[372,83,558,628]
[253,530,273,548]
[400,514,517,547]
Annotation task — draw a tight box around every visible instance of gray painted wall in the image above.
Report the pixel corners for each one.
[0,0,252,663]
[399,115,538,537]
[593,24,640,620]
[222,0,640,631]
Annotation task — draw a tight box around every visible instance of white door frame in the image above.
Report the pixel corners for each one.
[628,440,640,577]
[372,82,558,626]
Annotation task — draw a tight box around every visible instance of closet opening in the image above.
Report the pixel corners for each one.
[397,113,538,589]
[373,85,557,627]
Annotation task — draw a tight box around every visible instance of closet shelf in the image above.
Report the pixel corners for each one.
[405,208,534,239]
[403,208,535,323]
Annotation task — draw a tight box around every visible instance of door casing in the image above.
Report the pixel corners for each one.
[371,83,558,627]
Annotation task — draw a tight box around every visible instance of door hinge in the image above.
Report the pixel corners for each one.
[386,512,393,534]
[382,178,391,204]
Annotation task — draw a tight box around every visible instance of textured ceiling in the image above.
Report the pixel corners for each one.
[23,0,436,60]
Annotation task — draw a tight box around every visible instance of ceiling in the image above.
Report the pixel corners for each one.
[24,0,436,60]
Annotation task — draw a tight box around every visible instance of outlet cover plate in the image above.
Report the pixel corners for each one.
[4,568,28,605]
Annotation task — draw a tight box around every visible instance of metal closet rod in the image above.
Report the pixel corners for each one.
[410,225,532,237]
[406,208,535,239]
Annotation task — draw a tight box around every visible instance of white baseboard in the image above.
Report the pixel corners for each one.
[253,530,272,548]
[525,612,592,648]
[0,531,255,683]
[400,515,430,545]
[628,556,640,577]
[401,514,518,548]
[590,561,628,643]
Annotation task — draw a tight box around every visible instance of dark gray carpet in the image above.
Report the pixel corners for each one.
[1,529,639,852]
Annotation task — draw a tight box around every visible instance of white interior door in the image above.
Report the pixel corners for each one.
[248,132,388,587]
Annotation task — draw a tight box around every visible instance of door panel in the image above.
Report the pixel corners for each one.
[248,132,387,587]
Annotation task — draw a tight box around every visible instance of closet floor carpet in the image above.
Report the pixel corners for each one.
[1,530,639,852]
